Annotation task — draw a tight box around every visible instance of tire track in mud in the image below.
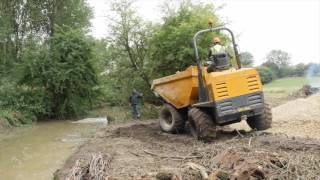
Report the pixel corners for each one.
[55,94,320,179]
[54,121,320,179]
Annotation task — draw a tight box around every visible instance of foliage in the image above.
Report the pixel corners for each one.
[52,0,93,34]
[257,66,276,84]
[289,63,306,77]
[103,0,228,105]
[19,27,101,118]
[0,0,96,126]
[0,108,35,127]
[263,49,291,78]
[258,61,320,85]
[263,76,320,93]
[262,60,320,78]
[0,0,92,73]
[103,0,155,103]
[0,80,40,127]
[239,52,254,67]
[149,1,226,78]
[0,81,47,116]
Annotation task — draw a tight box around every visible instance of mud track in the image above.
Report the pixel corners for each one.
[55,94,320,179]
[55,121,320,179]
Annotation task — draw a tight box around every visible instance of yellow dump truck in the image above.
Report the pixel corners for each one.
[151,26,272,140]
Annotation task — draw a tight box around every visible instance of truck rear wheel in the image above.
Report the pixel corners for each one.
[188,108,216,141]
[246,103,272,130]
[159,104,185,133]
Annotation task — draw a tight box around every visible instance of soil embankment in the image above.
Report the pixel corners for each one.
[54,122,320,179]
[55,94,320,179]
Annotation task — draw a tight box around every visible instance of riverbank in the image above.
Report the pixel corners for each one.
[0,103,158,180]
[0,109,35,132]
[0,103,158,132]
[54,120,320,179]
[54,94,320,179]
[0,87,311,179]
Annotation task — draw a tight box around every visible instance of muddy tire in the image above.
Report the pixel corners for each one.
[246,103,272,130]
[159,104,185,133]
[188,108,216,141]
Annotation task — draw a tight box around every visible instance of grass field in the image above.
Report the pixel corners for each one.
[263,76,320,107]
[263,76,320,93]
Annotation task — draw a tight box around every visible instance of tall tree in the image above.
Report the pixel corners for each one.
[149,1,226,77]
[0,0,93,69]
[108,0,152,87]
[47,0,93,36]
[103,0,229,103]
[19,27,100,118]
[239,52,254,67]
[263,49,291,78]
[293,63,308,77]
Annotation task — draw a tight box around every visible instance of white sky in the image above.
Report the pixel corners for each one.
[88,0,320,65]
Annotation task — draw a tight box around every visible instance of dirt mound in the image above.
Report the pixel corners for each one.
[264,85,319,108]
[273,93,320,122]
[290,85,319,98]
[55,122,320,179]
[268,94,320,138]
[54,94,320,179]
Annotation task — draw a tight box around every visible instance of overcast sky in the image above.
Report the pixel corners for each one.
[88,0,320,65]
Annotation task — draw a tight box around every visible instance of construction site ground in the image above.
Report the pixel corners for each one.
[54,93,320,180]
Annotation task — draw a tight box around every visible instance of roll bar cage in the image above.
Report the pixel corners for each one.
[192,26,241,102]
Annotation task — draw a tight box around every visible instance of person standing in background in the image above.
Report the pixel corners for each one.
[129,89,143,119]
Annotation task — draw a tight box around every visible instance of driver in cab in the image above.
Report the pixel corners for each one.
[207,37,234,72]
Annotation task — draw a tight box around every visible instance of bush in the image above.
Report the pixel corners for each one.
[257,66,276,84]
[0,107,36,128]
[0,79,40,127]
[0,80,48,115]
[19,26,101,118]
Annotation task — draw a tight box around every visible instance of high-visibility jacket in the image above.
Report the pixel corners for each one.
[208,44,237,67]
[210,44,227,55]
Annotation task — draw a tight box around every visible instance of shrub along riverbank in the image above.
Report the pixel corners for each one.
[0,27,101,130]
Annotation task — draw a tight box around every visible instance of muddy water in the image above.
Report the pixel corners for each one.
[0,120,101,180]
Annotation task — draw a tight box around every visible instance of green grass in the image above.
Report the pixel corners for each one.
[263,76,320,93]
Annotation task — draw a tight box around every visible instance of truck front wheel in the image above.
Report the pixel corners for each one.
[159,104,185,133]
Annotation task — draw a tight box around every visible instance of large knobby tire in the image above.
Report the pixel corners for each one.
[159,104,185,133]
[246,103,272,130]
[188,108,216,141]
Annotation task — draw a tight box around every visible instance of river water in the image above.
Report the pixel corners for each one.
[0,120,101,180]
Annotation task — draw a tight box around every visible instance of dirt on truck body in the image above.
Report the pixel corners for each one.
[54,95,320,180]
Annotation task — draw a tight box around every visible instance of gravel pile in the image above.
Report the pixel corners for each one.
[273,93,320,122]
[269,94,320,138]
